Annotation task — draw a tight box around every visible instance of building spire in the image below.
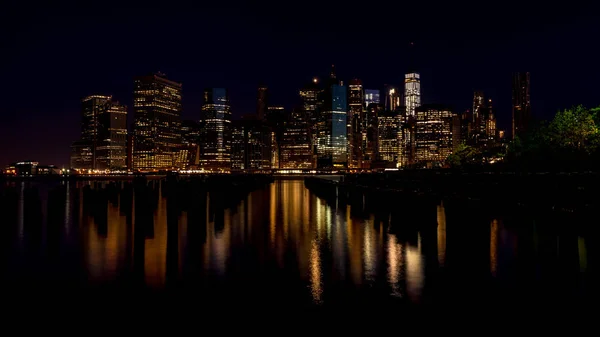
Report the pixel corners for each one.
[330,64,336,79]
[407,41,416,74]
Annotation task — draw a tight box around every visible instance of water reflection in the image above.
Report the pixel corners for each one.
[2,179,593,306]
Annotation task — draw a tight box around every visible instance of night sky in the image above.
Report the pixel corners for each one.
[1,1,599,167]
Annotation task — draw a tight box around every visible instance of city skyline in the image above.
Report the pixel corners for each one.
[2,2,600,166]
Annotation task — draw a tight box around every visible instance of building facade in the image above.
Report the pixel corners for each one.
[404,72,421,116]
[200,88,231,171]
[414,105,455,167]
[347,79,363,168]
[132,73,182,171]
[96,102,127,170]
[317,83,347,169]
[280,108,313,169]
[512,72,531,140]
[377,109,401,165]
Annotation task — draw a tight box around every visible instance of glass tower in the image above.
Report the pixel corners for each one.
[201,88,232,171]
[404,73,421,116]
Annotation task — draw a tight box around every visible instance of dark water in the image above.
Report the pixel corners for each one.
[1,179,595,317]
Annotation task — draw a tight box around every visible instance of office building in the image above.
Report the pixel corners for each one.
[280,108,313,169]
[132,73,182,171]
[347,79,364,168]
[414,104,455,167]
[404,73,421,116]
[512,72,531,139]
[200,88,232,171]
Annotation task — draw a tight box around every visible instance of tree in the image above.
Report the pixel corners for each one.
[547,105,598,152]
[447,143,481,168]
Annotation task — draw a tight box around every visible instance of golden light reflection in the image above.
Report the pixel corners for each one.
[437,203,446,267]
[405,235,423,302]
[578,236,587,273]
[387,234,403,297]
[363,219,378,282]
[346,205,363,285]
[269,183,276,246]
[144,189,167,288]
[490,219,499,277]
[85,201,127,283]
[309,239,322,304]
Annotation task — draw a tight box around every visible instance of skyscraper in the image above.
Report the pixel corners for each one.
[200,88,231,171]
[299,78,322,165]
[96,102,127,170]
[377,109,400,165]
[256,85,268,120]
[348,79,364,168]
[280,108,312,169]
[317,82,347,169]
[80,95,111,168]
[404,73,421,116]
[414,104,455,168]
[132,73,182,171]
[71,95,127,171]
[512,72,531,139]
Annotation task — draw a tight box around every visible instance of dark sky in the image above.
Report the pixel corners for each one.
[1,1,599,167]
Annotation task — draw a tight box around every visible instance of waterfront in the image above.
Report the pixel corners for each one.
[1,178,594,314]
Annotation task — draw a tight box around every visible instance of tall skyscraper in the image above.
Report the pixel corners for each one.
[377,110,400,165]
[347,79,363,168]
[71,95,127,170]
[299,78,322,165]
[96,102,127,170]
[404,73,421,116]
[200,88,231,171]
[230,119,271,171]
[512,72,531,139]
[132,73,182,171]
[256,85,268,120]
[414,104,455,168]
[317,81,347,169]
[280,108,313,169]
[80,95,111,168]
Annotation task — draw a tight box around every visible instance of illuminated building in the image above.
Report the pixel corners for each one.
[230,118,272,171]
[70,140,94,170]
[71,95,127,170]
[486,99,497,145]
[132,73,182,171]
[347,79,364,168]
[363,103,382,167]
[200,88,231,171]
[256,85,268,120]
[385,86,401,112]
[471,92,498,148]
[180,120,201,168]
[80,95,111,168]
[377,110,400,165]
[96,102,127,170]
[364,89,380,109]
[512,72,531,139]
[398,112,416,167]
[404,73,421,116]
[265,106,286,167]
[299,79,322,164]
[317,82,347,169]
[414,104,455,168]
[280,107,313,169]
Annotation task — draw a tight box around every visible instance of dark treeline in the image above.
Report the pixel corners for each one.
[450,105,600,172]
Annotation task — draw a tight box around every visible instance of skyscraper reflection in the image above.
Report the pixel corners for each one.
[405,233,423,303]
[437,203,446,267]
[490,219,499,277]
